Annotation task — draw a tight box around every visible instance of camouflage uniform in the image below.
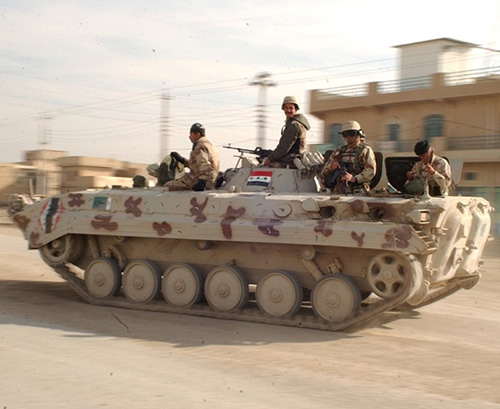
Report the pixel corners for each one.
[164,137,220,191]
[322,142,376,194]
[409,153,451,196]
[267,114,310,165]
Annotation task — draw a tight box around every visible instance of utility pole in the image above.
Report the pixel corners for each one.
[37,115,52,196]
[249,72,277,148]
[160,91,170,161]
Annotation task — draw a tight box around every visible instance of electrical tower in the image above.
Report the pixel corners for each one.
[249,72,277,148]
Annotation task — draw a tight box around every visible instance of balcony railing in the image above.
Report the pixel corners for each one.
[447,134,500,150]
[316,83,368,98]
[376,135,500,153]
[316,66,500,98]
[377,76,432,93]
[445,66,500,86]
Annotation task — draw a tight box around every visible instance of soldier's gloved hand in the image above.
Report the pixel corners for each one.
[170,151,186,165]
[192,179,206,192]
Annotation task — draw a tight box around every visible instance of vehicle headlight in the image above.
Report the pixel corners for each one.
[406,209,430,225]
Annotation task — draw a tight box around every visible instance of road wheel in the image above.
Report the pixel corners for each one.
[256,271,303,318]
[204,266,248,312]
[162,263,204,307]
[122,259,161,303]
[311,274,361,323]
[85,258,121,299]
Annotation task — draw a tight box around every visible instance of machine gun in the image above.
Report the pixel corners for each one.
[223,145,273,167]
[223,145,273,158]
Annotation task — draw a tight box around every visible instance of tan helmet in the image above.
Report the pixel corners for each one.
[341,120,361,132]
[340,120,366,138]
[281,96,299,110]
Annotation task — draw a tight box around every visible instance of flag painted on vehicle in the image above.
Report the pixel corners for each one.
[246,170,272,187]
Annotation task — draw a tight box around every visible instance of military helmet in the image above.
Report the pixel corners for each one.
[339,120,366,138]
[281,96,300,110]
[190,122,205,136]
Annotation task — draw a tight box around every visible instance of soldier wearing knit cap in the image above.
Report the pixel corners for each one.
[406,140,452,196]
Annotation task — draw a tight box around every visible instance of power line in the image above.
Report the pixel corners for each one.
[2,44,499,161]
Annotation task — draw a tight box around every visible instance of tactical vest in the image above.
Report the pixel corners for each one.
[339,143,367,180]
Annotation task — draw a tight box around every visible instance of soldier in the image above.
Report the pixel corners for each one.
[262,96,310,167]
[132,175,147,188]
[406,140,452,196]
[166,123,220,191]
[146,153,186,186]
[321,120,376,195]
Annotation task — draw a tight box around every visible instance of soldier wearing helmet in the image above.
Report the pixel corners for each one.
[262,96,310,167]
[405,140,451,196]
[164,123,220,191]
[321,120,376,195]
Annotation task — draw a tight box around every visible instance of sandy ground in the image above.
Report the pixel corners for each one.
[0,222,499,409]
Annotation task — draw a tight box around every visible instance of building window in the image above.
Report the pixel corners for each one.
[386,123,401,151]
[425,115,444,139]
[328,123,343,147]
[464,172,477,181]
[388,124,400,141]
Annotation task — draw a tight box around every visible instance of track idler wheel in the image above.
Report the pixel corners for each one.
[39,234,85,267]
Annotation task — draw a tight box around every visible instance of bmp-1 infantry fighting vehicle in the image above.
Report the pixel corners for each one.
[8,148,493,331]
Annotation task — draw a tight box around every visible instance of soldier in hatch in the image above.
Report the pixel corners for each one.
[405,140,452,196]
[321,120,376,195]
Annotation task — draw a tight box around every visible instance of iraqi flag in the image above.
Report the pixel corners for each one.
[246,170,272,187]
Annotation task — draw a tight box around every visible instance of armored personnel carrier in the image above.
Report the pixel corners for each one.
[8,149,492,331]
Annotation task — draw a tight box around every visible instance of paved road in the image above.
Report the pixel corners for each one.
[1,224,499,409]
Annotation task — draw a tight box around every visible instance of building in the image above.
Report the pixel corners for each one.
[57,156,149,193]
[0,150,151,205]
[309,38,500,233]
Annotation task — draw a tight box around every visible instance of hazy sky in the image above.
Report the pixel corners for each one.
[2,0,500,169]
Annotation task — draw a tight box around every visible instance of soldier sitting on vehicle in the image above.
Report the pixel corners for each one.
[321,120,376,195]
[146,152,185,186]
[165,123,220,191]
[262,96,310,168]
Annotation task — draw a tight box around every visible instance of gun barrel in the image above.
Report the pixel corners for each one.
[223,145,255,154]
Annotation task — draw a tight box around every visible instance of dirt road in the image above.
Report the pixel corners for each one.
[1,223,499,409]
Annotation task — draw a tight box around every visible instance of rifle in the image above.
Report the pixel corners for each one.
[324,161,351,193]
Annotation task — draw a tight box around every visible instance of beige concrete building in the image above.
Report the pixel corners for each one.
[0,150,65,204]
[309,38,500,233]
[57,156,149,193]
[0,150,150,205]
